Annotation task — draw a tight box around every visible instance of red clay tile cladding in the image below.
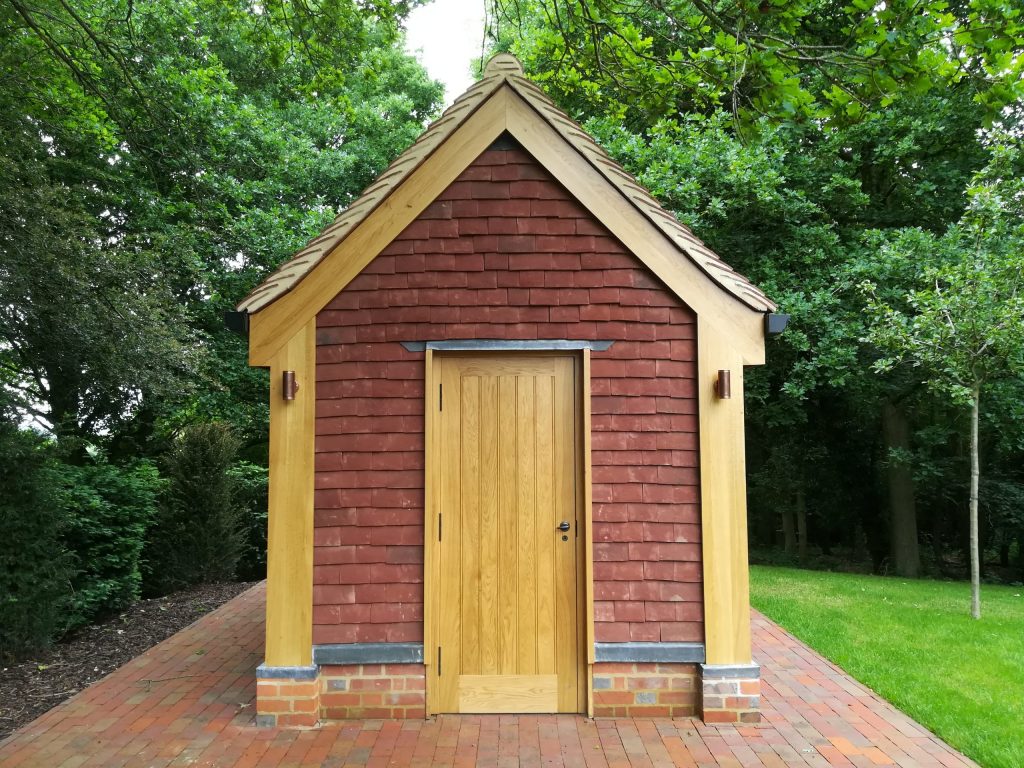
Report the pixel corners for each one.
[313,142,701,646]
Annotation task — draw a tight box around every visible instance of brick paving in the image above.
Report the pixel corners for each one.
[0,583,977,767]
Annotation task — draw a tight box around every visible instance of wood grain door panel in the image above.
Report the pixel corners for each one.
[434,354,582,713]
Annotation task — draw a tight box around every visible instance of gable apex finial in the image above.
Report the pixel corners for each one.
[483,52,525,78]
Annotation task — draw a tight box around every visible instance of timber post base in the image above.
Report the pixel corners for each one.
[698,663,761,724]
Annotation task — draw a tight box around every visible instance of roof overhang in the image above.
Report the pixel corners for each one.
[241,56,772,367]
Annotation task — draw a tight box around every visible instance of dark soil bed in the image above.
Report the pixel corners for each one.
[0,580,256,741]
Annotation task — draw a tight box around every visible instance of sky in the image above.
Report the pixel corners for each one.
[404,0,487,106]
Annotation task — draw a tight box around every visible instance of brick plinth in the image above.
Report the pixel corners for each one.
[319,664,426,720]
[255,676,320,728]
[699,663,760,724]
[592,662,698,718]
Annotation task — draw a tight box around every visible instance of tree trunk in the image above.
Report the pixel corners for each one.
[754,498,775,549]
[796,488,808,561]
[931,511,945,572]
[781,506,796,555]
[969,386,981,620]
[882,400,920,577]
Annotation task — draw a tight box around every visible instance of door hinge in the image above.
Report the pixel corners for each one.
[439,383,443,411]
[437,646,442,676]
[438,512,442,541]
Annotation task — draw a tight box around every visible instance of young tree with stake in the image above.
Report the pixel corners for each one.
[862,138,1024,618]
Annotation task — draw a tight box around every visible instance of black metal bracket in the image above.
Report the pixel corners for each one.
[764,313,790,337]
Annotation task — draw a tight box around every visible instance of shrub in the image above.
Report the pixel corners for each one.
[54,455,161,629]
[0,425,73,661]
[144,422,244,595]
[228,461,269,581]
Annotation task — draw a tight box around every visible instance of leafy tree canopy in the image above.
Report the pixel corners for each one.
[493,0,1024,127]
[0,0,443,444]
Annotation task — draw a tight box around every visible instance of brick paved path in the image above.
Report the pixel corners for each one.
[0,583,976,767]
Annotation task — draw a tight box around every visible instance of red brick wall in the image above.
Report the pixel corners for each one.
[314,139,702,647]
[592,663,698,718]
[320,664,426,720]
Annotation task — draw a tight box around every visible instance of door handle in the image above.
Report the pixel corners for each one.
[557,521,571,532]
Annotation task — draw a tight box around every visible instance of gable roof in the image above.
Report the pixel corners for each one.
[237,54,774,316]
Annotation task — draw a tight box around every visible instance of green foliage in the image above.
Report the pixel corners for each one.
[228,461,270,581]
[144,423,245,595]
[982,476,1024,573]
[751,566,1024,768]
[0,2,442,639]
[53,453,161,630]
[0,425,73,661]
[859,136,1024,612]
[493,0,1024,127]
[862,136,1024,402]
[0,1,443,449]
[0,84,195,439]
[0,0,443,645]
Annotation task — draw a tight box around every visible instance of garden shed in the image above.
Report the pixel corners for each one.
[236,54,779,727]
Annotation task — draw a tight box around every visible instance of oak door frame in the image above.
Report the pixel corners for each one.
[423,349,592,715]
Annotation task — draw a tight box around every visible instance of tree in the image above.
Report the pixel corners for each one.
[0,0,443,448]
[863,137,1024,617]
[0,14,195,439]
[0,423,73,660]
[491,0,1024,127]
[144,423,245,594]
[0,1,444,640]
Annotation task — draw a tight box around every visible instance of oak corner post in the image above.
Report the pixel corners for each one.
[264,318,317,668]
[697,317,753,667]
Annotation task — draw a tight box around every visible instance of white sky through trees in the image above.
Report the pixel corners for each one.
[405,0,487,106]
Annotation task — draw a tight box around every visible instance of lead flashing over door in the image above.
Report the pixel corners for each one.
[400,339,614,352]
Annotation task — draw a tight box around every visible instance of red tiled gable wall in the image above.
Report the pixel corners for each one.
[314,138,703,646]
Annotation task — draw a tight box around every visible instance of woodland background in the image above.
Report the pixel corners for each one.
[1,0,1022,660]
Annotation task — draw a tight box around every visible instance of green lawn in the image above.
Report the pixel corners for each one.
[749,566,1024,768]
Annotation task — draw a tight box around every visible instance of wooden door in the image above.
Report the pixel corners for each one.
[433,354,583,713]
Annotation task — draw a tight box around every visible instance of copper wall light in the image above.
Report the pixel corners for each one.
[716,369,732,399]
[282,371,299,401]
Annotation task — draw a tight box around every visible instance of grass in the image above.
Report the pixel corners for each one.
[749,566,1024,768]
